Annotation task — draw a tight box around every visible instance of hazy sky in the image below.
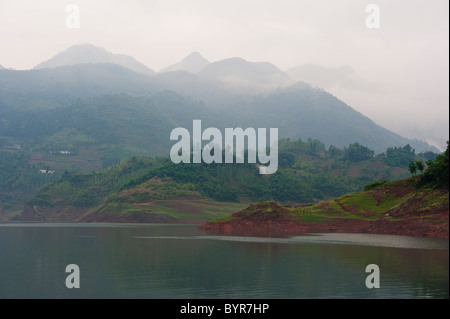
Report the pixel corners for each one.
[0,0,448,149]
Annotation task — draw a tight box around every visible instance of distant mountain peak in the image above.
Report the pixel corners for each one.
[185,51,204,58]
[34,43,155,75]
[160,51,210,74]
[286,64,372,91]
[0,64,4,70]
[71,43,106,50]
[197,57,294,91]
[338,65,355,73]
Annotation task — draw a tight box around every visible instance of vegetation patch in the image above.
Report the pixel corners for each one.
[209,215,239,224]
[364,179,388,191]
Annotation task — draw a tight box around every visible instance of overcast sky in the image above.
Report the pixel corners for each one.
[0,0,448,149]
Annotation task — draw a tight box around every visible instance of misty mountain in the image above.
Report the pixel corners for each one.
[0,54,438,154]
[34,44,155,75]
[0,63,160,109]
[242,82,434,154]
[0,72,439,215]
[198,57,294,92]
[0,63,237,111]
[151,71,237,105]
[160,52,210,74]
[286,64,377,92]
[0,88,431,159]
[0,65,4,70]
[0,92,213,162]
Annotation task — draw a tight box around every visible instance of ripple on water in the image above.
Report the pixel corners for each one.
[132,233,449,250]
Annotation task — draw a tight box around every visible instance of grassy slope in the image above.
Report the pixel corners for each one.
[204,178,449,237]
[80,176,247,222]
[305,178,448,222]
[17,172,248,223]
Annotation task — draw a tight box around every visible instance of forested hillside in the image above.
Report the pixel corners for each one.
[15,138,429,222]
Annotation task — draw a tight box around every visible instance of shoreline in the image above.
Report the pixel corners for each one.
[0,221,448,251]
[4,219,447,240]
[199,216,449,239]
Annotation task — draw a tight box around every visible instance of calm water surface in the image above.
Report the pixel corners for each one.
[0,223,448,299]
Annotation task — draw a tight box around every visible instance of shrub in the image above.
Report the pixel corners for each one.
[364,180,388,191]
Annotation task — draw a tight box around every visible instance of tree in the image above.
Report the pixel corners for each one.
[343,143,374,162]
[417,141,449,188]
[408,161,417,175]
[415,160,425,174]
[328,145,343,157]
[278,152,295,168]
[385,144,416,167]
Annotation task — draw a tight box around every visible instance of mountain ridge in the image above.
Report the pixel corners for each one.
[34,43,155,75]
[0,63,438,154]
[198,57,294,91]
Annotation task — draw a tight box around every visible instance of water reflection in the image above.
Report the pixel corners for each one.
[0,223,448,299]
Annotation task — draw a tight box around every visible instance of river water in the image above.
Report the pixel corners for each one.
[0,223,448,299]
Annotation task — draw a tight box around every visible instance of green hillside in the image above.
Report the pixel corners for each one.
[13,138,421,222]
[201,178,448,238]
[201,144,449,238]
